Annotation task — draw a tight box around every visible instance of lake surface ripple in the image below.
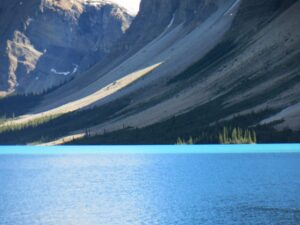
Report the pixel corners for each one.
[0,153,299,225]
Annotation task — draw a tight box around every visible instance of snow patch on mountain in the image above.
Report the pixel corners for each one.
[51,69,70,76]
[51,64,79,76]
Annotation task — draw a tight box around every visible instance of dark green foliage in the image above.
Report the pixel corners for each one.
[0,66,299,145]
[0,94,41,118]
[219,127,256,144]
[1,99,299,145]
[0,114,61,134]
[177,127,256,145]
[176,137,195,145]
[68,109,300,145]
[0,77,74,118]
[254,125,300,143]
[272,0,298,13]
[0,98,131,144]
[1,78,299,145]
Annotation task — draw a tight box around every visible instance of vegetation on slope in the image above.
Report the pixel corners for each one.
[68,110,300,145]
[0,94,299,145]
[218,127,256,144]
[1,49,299,145]
[0,94,41,119]
[0,98,130,144]
[1,78,299,145]
[177,127,257,144]
[0,78,73,119]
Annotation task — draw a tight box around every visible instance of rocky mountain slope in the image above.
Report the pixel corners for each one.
[0,0,299,145]
[0,0,132,94]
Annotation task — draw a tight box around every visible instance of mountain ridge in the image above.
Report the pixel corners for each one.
[0,0,299,145]
[0,0,132,94]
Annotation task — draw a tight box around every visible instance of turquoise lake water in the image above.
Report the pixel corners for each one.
[0,144,300,154]
[0,145,300,224]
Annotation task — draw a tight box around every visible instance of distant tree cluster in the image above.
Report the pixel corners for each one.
[0,114,60,134]
[0,77,74,119]
[176,127,257,145]
[176,137,195,145]
[219,127,257,144]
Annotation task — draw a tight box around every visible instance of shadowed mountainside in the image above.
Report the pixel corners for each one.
[0,0,299,145]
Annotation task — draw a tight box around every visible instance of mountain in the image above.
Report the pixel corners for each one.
[0,0,299,145]
[0,0,132,94]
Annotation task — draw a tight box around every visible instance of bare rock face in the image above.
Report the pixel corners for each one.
[112,0,219,57]
[42,0,300,133]
[0,0,132,94]
[1,0,300,144]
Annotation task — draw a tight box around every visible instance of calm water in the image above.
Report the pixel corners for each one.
[0,153,300,225]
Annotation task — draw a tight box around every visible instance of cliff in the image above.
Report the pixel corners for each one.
[1,0,300,144]
[0,0,132,94]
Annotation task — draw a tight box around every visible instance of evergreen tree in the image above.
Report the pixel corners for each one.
[219,133,224,144]
[218,127,257,144]
[252,130,257,143]
[187,137,194,144]
[232,128,238,143]
[176,137,185,145]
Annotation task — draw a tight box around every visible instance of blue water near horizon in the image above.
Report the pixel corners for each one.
[0,144,300,155]
[0,145,300,224]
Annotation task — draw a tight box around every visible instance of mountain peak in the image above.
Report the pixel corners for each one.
[0,0,133,93]
[42,0,126,13]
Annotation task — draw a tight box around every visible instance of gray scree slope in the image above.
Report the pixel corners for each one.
[1,0,300,144]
